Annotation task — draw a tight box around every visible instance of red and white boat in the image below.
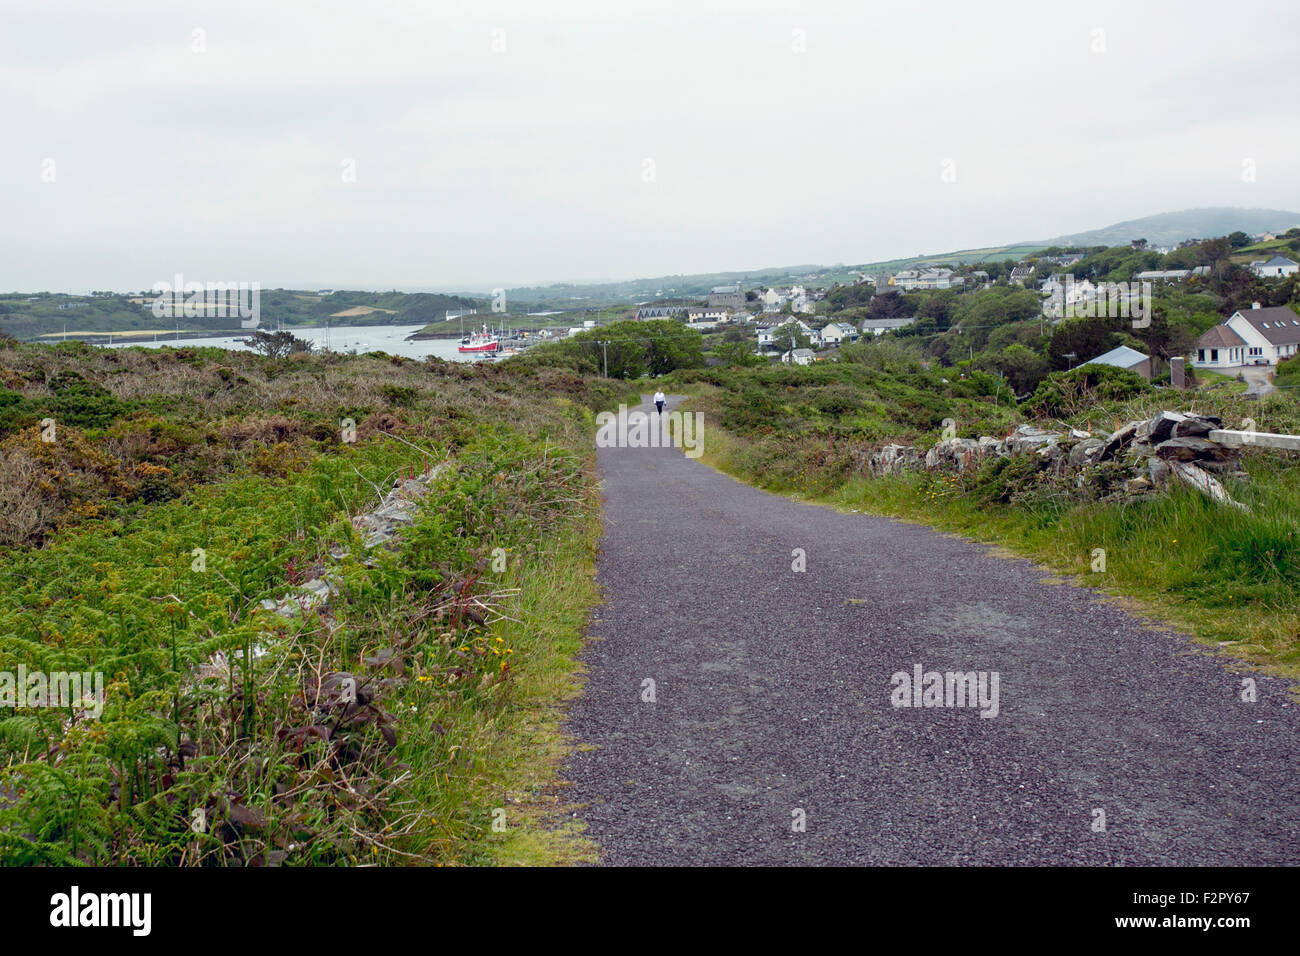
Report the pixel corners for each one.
[458,324,500,354]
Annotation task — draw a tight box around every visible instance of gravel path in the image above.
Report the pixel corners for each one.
[562,395,1300,865]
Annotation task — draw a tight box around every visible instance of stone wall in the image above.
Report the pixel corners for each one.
[867,412,1250,506]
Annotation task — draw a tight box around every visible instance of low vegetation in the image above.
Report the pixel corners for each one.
[0,339,635,864]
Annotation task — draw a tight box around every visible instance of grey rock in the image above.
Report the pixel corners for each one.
[1147,458,1172,486]
[1155,436,1226,462]
[1068,438,1106,467]
[1100,420,1142,460]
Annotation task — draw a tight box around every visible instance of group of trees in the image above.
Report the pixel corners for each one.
[523,320,705,379]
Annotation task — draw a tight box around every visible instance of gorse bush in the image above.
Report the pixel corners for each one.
[1027,364,1154,418]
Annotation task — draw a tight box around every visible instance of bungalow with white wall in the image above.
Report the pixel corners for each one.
[781,348,816,366]
[1250,256,1299,279]
[861,316,916,336]
[1192,303,1300,368]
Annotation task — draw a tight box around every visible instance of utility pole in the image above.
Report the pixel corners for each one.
[601,340,608,378]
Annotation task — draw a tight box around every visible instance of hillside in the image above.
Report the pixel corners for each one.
[1039,207,1300,249]
[0,289,480,341]
[496,210,1300,310]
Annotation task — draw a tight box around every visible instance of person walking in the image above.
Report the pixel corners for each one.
[653,389,666,415]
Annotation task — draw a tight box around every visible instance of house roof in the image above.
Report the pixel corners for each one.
[1260,256,1298,268]
[1085,345,1149,370]
[861,316,915,329]
[1134,270,1190,280]
[1232,306,1300,345]
[1196,324,1247,349]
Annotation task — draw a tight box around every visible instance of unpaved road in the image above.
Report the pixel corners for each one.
[562,396,1300,865]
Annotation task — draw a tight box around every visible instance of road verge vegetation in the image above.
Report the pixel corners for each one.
[0,340,635,864]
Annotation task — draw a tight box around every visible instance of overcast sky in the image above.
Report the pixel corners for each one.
[2,0,1297,293]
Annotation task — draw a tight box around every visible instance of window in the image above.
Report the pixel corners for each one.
[1211,349,1219,362]
[1197,349,1205,362]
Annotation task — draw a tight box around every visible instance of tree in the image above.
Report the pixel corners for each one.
[865,290,907,321]
[1201,237,1232,272]
[567,319,704,378]
[976,343,1050,394]
[714,340,767,367]
[1045,315,1121,371]
[773,321,811,351]
[1227,230,1251,249]
[242,329,313,360]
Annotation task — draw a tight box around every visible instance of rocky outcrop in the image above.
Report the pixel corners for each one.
[865,411,1253,508]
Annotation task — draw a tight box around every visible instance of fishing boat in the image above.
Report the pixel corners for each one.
[458,324,500,353]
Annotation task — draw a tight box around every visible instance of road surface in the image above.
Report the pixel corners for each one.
[562,395,1300,865]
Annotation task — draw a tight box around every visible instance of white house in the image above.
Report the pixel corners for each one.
[781,348,816,366]
[1133,269,1191,283]
[860,316,916,336]
[1250,256,1299,279]
[1193,303,1300,368]
[819,321,859,346]
[762,318,820,347]
[761,288,784,312]
[913,268,961,290]
[686,305,729,324]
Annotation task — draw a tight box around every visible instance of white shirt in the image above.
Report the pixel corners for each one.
[653,391,666,403]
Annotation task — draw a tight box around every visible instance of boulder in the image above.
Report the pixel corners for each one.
[1124,476,1152,495]
[1171,414,1221,438]
[1138,411,1186,443]
[1006,424,1062,455]
[1100,420,1142,460]
[1147,458,1172,486]
[870,444,922,476]
[925,438,987,472]
[1155,436,1227,462]
[1067,437,1106,467]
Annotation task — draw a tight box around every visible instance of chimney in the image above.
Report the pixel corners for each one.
[1252,301,1262,309]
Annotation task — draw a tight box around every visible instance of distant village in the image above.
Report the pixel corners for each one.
[619,231,1300,379]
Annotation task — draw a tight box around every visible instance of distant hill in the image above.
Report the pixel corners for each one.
[1037,207,1300,249]
[0,289,479,341]
[492,208,1300,309]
